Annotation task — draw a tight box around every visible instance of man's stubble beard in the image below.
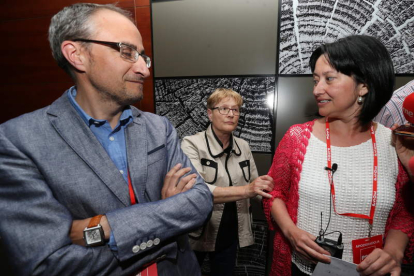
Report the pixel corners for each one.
[87,53,144,107]
[92,79,144,107]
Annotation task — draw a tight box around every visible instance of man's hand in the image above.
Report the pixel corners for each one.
[70,218,89,246]
[245,175,275,199]
[70,164,197,246]
[161,163,197,199]
[391,123,414,179]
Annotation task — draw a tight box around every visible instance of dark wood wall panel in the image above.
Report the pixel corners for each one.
[0,0,135,21]
[0,0,154,124]
[1,17,72,84]
[135,6,154,112]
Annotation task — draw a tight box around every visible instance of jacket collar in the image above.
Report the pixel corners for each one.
[46,90,144,206]
[205,124,241,158]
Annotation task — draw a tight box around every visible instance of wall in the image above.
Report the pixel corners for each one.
[152,0,413,174]
[0,1,153,275]
[152,0,278,191]
[152,0,277,77]
[152,1,278,274]
[0,0,154,124]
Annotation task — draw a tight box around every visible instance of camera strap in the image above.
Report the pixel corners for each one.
[325,118,378,237]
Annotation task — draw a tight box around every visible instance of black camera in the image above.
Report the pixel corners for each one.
[315,235,344,259]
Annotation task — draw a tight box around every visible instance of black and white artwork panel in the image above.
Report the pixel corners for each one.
[279,0,414,75]
[155,76,275,153]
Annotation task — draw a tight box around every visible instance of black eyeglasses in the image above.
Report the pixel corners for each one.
[211,106,240,116]
[73,39,151,68]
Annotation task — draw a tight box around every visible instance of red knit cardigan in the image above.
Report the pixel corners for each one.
[263,121,414,276]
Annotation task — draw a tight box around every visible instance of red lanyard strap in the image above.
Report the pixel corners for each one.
[128,170,137,205]
[325,118,378,226]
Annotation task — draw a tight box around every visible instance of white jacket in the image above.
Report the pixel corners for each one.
[181,124,259,251]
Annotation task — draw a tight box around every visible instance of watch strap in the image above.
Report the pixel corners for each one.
[88,214,103,228]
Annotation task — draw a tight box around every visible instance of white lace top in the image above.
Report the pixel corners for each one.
[293,124,398,274]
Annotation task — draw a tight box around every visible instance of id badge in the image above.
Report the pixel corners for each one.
[351,234,383,264]
[136,263,158,276]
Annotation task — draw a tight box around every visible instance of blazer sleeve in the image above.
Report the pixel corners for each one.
[0,128,115,276]
[0,118,213,276]
[105,117,213,263]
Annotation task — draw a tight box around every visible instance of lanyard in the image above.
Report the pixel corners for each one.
[325,118,378,236]
[128,172,158,276]
[128,170,137,205]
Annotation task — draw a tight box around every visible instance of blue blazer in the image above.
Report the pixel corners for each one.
[0,91,213,276]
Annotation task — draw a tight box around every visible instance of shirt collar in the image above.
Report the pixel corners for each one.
[205,124,241,158]
[211,124,233,153]
[67,86,133,128]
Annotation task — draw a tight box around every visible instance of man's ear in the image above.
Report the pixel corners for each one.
[61,41,87,72]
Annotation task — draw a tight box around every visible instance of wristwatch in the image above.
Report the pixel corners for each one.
[83,214,105,246]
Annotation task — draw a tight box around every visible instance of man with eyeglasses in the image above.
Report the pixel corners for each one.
[0,3,212,276]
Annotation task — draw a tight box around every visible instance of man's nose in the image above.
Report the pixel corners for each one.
[132,55,151,78]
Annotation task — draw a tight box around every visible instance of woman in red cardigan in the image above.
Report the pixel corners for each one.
[263,35,414,276]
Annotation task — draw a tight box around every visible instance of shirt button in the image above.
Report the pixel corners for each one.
[120,170,124,174]
[147,240,154,248]
[132,245,140,253]
[140,242,147,250]
[206,161,210,165]
[153,238,160,245]
[109,136,115,141]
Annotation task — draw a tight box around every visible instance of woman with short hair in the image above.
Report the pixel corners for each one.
[182,88,274,275]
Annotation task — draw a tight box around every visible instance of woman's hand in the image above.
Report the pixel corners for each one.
[271,198,330,264]
[357,229,407,276]
[245,175,275,198]
[357,248,401,276]
[286,226,331,264]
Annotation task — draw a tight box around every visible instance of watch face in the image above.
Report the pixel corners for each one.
[84,226,103,246]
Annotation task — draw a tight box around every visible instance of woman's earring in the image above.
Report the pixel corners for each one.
[357,96,364,104]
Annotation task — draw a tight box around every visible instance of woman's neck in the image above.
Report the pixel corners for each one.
[313,117,373,147]
[211,125,231,149]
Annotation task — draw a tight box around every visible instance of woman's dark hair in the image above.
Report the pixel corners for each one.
[309,35,395,126]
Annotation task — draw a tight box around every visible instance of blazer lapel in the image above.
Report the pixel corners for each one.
[47,92,131,206]
[125,108,148,203]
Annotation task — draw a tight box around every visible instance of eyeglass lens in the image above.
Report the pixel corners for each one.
[218,107,240,115]
[120,45,151,68]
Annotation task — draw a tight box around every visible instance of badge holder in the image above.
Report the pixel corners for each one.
[351,234,383,264]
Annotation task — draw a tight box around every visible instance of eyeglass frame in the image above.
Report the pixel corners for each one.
[72,39,151,68]
[210,106,241,116]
